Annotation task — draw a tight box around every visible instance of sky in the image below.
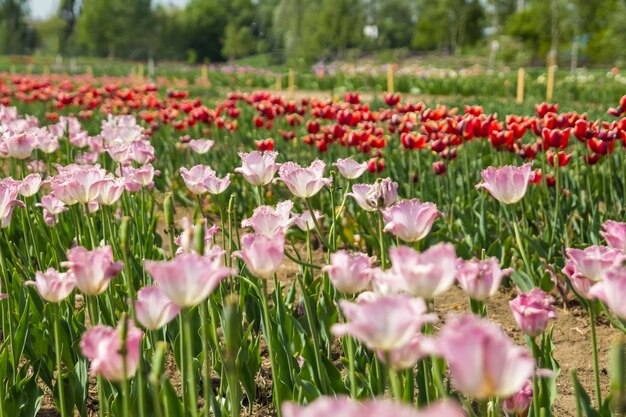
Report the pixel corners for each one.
[29,0,190,20]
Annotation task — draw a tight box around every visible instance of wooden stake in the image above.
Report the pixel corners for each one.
[138,64,144,82]
[275,75,282,91]
[201,64,208,81]
[546,65,556,102]
[43,65,49,75]
[387,64,394,93]
[288,69,295,99]
[516,68,525,104]
[86,65,93,77]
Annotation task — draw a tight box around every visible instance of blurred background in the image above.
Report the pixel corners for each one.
[0,0,624,70]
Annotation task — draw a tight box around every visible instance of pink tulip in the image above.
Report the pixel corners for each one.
[189,139,215,154]
[386,243,457,298]
[600,220,626,253]
[293,210,323,232]
[509,288,557,337]
[382,199,440,242]
[235,151,280,186]
[562,246,625,297]
[278,159,331,198]
[48,164,109,205]
[37,194,68,226]
[476,163,532,204]
[433,314,535,399]
[456,257,513,301]
[64,246,123,296]
[179,165,229,195]
[283,397,466,417]
[18,173,42,197]
[332,293,437,351]
[96,178,125,205]
[241,201,294,238]
[106,143,132,163]
[377,334,430,370]
[333,158,368,180]
[3,131,37,159]
[25,268,76,303]
[348,178,398,211]
[134,286,181,330]
[174,217,220,255]
[503,380,533,416]
[80,319,143,382]
[130,140,155,164]
[233,232,285,279]
[322,250,374,294]
[0,178,25,228]
[144,248,232,307]
[36,129,60,154]
[125,164,159,188]
[100,114,144,145]
[588,268,626,320]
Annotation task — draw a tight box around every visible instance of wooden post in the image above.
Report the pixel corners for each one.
[43,65,49,75]
[9,65,15,75]
[138,64,144,82]
[516,68,525,104]
[26,64,32,75]
[387,64,394,93]
[86,65,93,77]
[201,64,208,82]
[546,65,556,102]
[275,75,282,91]
[288,69,295,99]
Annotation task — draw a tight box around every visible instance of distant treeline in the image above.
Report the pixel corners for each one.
[3,0,626,66]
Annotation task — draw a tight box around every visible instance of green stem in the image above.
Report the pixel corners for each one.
[295,273,328,394]
[377,212,387,268]
[87,296,108,417]
[260,280,283,417]
[588,304,602,407]
[346,336,357,398]
[199,301,218,417]
[182,309,198,417]
[305,198,330,249]
[511,208,534,283]
[53,304,68,417]
[385,353,402,400]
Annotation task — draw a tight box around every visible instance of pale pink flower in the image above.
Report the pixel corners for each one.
[0,178,25,227]
[144,248,232,307]
[509,288,557,337]
[233,232,285,279]
[100,114,144,145]
[48,164,109,205]
[588,268,626,320]
[64,246,123,296]
[69,131,89,148]
[601,220,626,253]
[456,257,513,301]
[348,178,398,211]
[293,210,323,232]
[476,163,532,204]
[189,139,215,154]
[179,165,229,195]
[25,268,76,303]
[35,129,60,154]
[174,217,220,255]
[433,314,535,399]
[37,194,68,226]
[134,286,181,330]
[332,293,437,351]
[333,158,368,180]
[278,159,331,198]
[322,250,374,294]
[503,380,533,416]
[130,140,155,164]
[18,173,42,197]
[282,396,360,417]
[106,143,132,163]
[96,178,125,206]
[562,246,625,297]
[385,243,457,298]
[235,151,280,186]
[382,199,440,242]
[2,131,37,159]
[377,334,431,370]
[80,320,143,382]
[241,201,294,238]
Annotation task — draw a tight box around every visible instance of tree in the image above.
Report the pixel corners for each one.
[58,0,81,54]
[375,0,416,49]
[0,0,31,54]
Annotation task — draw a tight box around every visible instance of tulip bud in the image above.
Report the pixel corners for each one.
[163,192,175,229]
[194,221,206,255]
[149,341,168,386]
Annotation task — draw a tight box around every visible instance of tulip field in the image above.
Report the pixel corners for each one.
[0,71,625,417]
